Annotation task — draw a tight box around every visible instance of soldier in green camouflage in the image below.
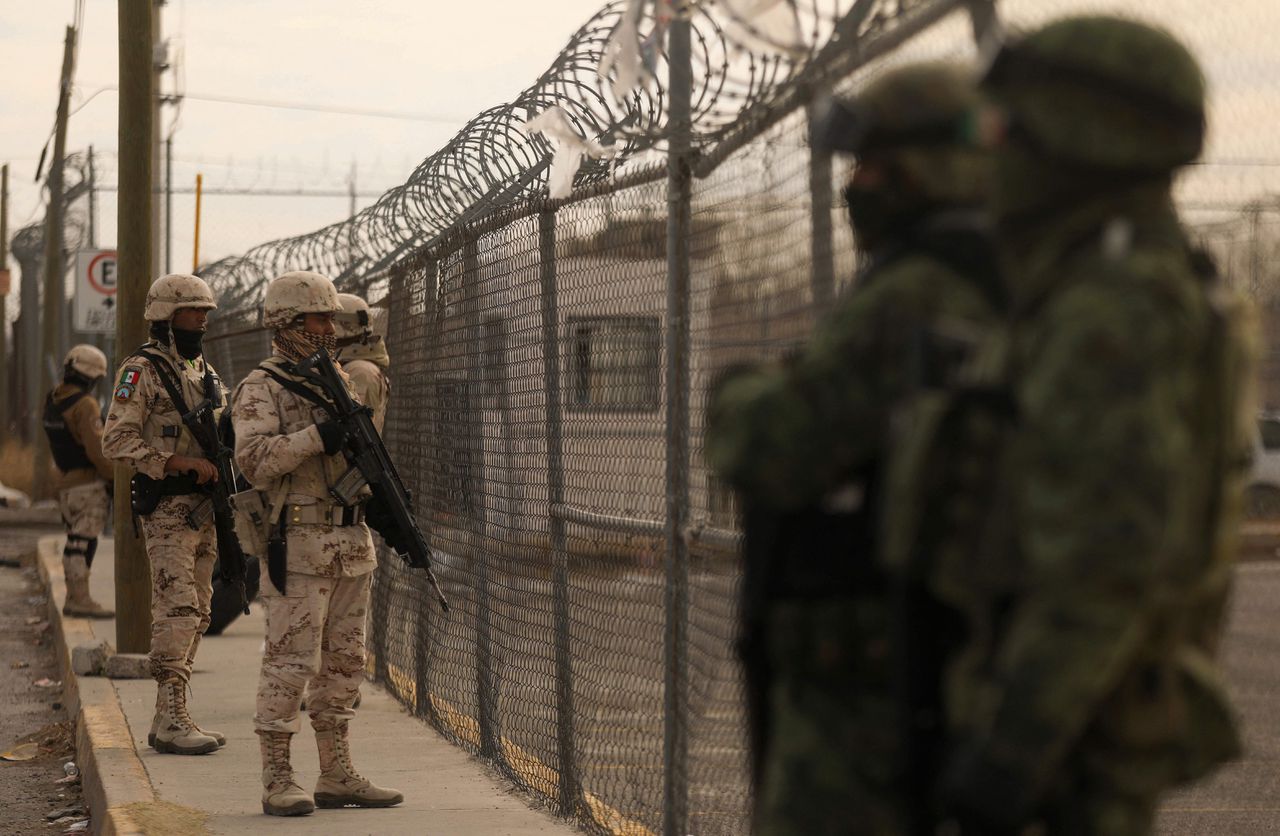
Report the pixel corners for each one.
[933,17,1256,835]
[706,62,1003,835]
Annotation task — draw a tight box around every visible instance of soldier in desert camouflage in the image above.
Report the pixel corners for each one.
[43,344,116,618]
[231,270,402,817]
[101,273,227,756]
[334,293,390,433]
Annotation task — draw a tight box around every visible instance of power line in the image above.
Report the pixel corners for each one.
[75,83,468,124]
[96,184,387,198]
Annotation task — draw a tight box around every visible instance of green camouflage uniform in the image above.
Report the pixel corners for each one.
[706,63,1002,835]
[934,18,1255,835]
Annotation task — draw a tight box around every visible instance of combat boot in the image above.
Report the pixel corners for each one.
[313,722,403,808]
[260,732,315,816]
[148,685,226,748]
[61,556,114,619]
[181,636,226,747]
[152,677,219,755]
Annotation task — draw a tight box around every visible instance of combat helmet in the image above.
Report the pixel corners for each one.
[64,344,108,381]
[813,61,987,205]
[144,274,217,321]
[334,293,373,344]
[980,15,1205,172]
[262,271,342,330]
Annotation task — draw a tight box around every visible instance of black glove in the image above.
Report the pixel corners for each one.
[936,741,1037,836]
[317,421,348,456]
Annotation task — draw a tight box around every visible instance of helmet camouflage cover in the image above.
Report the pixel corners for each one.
[64,343,108,380]
[814,61,988,205]
[261,270,342,330]
[144,273,217,321]
[980,15,1206,172]
[334,292,373,342]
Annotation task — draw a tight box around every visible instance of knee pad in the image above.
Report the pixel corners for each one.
[63,534,91,559]
[85,537,99,568]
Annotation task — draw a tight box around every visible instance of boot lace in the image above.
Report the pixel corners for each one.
[334,727,366,783]
[266,734,297,785]
[166,680,198,729]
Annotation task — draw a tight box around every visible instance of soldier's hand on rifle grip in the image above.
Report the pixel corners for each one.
[317,421,349,456]
[166,454,218,484]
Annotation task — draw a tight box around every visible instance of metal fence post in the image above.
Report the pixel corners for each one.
[538,208,582,815]
[462,236,500,759]
[664,12,693,836]
[406,258,442,723]
[807,101,836,310]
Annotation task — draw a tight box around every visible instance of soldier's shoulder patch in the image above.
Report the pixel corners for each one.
[117,365,143,386]
[113,383,136,403]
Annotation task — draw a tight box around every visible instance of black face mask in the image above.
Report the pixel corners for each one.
[842,179,928,253]
[172,327,204,360]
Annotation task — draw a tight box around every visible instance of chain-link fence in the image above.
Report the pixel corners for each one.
[199,0,1280,832]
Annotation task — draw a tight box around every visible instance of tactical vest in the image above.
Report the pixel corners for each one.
[43,390,94,473]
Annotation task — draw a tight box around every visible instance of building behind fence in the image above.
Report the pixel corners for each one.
[198,1,1280,833]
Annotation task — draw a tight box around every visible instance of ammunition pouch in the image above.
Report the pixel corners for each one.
[129,472,202,517]
[232,488,269,558]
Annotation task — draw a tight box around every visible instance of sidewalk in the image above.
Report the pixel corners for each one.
[38,534,581,836]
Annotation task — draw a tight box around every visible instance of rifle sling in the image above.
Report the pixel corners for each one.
[134,348,216,455]
[259,361,339,420]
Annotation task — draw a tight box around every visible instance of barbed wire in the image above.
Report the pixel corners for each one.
[199,0,952,315]
[10,152,96,302]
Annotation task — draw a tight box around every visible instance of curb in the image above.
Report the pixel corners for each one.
[36,535,153,836]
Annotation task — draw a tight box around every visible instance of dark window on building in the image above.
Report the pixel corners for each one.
[566,316,660,411]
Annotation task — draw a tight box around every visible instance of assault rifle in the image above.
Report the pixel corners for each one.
[296,350,450,611]
[138,347,251,617]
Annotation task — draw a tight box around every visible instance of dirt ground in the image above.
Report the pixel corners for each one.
[0,522,87,835]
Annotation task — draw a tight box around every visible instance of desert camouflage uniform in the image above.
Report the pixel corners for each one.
[339,354,389,434]
[232,357,375,734]
[101,338,226,681]
[335,293,391,434]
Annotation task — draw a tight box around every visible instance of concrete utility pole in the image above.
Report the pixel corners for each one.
[116,0,156,653]
[0,164,9,433]
[34,25,78,500]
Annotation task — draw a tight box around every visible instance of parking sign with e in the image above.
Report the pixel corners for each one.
[74,249,119,334]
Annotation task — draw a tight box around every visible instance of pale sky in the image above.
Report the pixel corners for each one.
[0,0,605,284]
[1,0,1277,306]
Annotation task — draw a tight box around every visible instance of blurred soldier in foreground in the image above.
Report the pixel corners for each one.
[934,17,1254,834]
[334,293,391,433]
[231,271,401,817]
[43,344,115,618]
[706,62,1003,835]
[101,274,227,756]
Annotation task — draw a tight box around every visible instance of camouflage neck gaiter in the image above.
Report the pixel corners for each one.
[273,327,336,363]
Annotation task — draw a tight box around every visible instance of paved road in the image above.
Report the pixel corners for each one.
[1158,561,1280,834]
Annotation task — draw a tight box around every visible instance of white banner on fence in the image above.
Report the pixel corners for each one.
[74,249,118,334]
